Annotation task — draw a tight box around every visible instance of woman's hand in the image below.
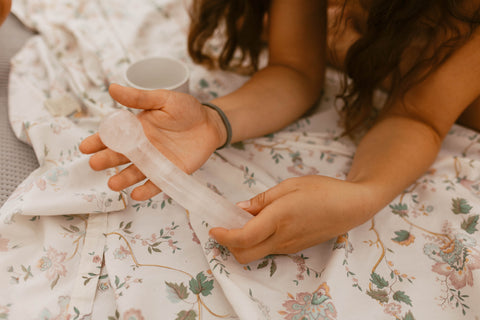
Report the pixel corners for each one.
[79,84,226,201]
[209,175,374,264]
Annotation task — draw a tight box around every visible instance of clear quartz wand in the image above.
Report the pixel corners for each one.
[98,110,252,229]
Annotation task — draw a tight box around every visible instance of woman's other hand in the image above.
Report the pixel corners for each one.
[209,175,374,264]
[79,84,226,201]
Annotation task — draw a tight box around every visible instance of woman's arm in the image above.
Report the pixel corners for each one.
[348,29,480,211]
[80,0,327,200]
[210,29,480,264]
[209,0,327,145]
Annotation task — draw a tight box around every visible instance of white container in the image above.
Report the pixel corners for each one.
[124,56,190,93]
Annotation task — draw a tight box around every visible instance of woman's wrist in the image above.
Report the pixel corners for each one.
[202,102,232,150]
[346,175,402,219]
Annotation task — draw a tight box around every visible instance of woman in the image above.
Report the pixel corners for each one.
[80,0,480,264]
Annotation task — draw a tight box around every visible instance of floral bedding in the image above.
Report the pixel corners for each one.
[1,0,479,319]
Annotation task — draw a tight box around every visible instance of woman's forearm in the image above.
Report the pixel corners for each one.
[347,115,443,215]
[208,0,327,146]
[210,63,324,145]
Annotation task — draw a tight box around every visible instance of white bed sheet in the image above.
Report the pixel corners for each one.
[1,0,480,319]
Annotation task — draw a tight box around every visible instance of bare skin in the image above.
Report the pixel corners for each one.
[80,0,480,264]
[327,0,480,132]
[0,0,11,26]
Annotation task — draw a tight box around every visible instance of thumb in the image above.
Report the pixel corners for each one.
[236,181,294,215]
[109,83,172,110]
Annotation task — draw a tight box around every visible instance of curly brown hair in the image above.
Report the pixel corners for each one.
[341,0,480,135]
[187,0,480,136]
[188,0,270,74]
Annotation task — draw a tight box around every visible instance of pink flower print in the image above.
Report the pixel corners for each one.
[168,239,178,251]
[290,255,307,280]
[281,283,337,320]
[0,236,9,252]
[37,247,67,281]
[287,165,319,177]
[287,153,320,177]
[192,232,200,244]
[0,305,10,319]
[431,251,480,289]
[35,178,46,191]
[82,194,97,202]
[123,308,144,320]
[52,123,62,134]
[425,235,480,289]
[383,302,402,316]
[92,255,102,264]
[459,178,475,190]
[187,220,200,244]
[45,167,68,183]
[459,178,480,195]
[113,245,130,260]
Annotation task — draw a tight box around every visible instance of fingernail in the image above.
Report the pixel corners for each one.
[236,200,250,209]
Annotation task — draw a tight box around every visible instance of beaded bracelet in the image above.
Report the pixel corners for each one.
[202,102,232,150]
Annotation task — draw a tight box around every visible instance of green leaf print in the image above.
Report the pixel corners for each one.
[451,198,472,214]
[393,290,412,306]
[199,78,209,88]
[390,203,408,217]
[256,255,278,277]
[311,292,329,305]
[230,141,245,150]
[370,272,389,289]
[392,230,410,243]
[461,215,479,234]
[51,274,60,289]
[243,166,256,187]
[402,310,416,320]
[189,272,214,297]
[366,289,389,303]
[257,260,268,269]
[73,307,80,320]
[176,310,197,320]
[270,260,277,277]
[166,282,189,300]
[264,133,275,139]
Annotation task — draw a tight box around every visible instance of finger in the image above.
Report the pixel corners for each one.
[229,236,279,264]
[108,164,146,191]
[237,180,296,215]
[79,133,106,154]
[229,203,296,264]
[109,83,171,110]
[209,209,276,249]
[89,148,130,171]
[131,180,162,201]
